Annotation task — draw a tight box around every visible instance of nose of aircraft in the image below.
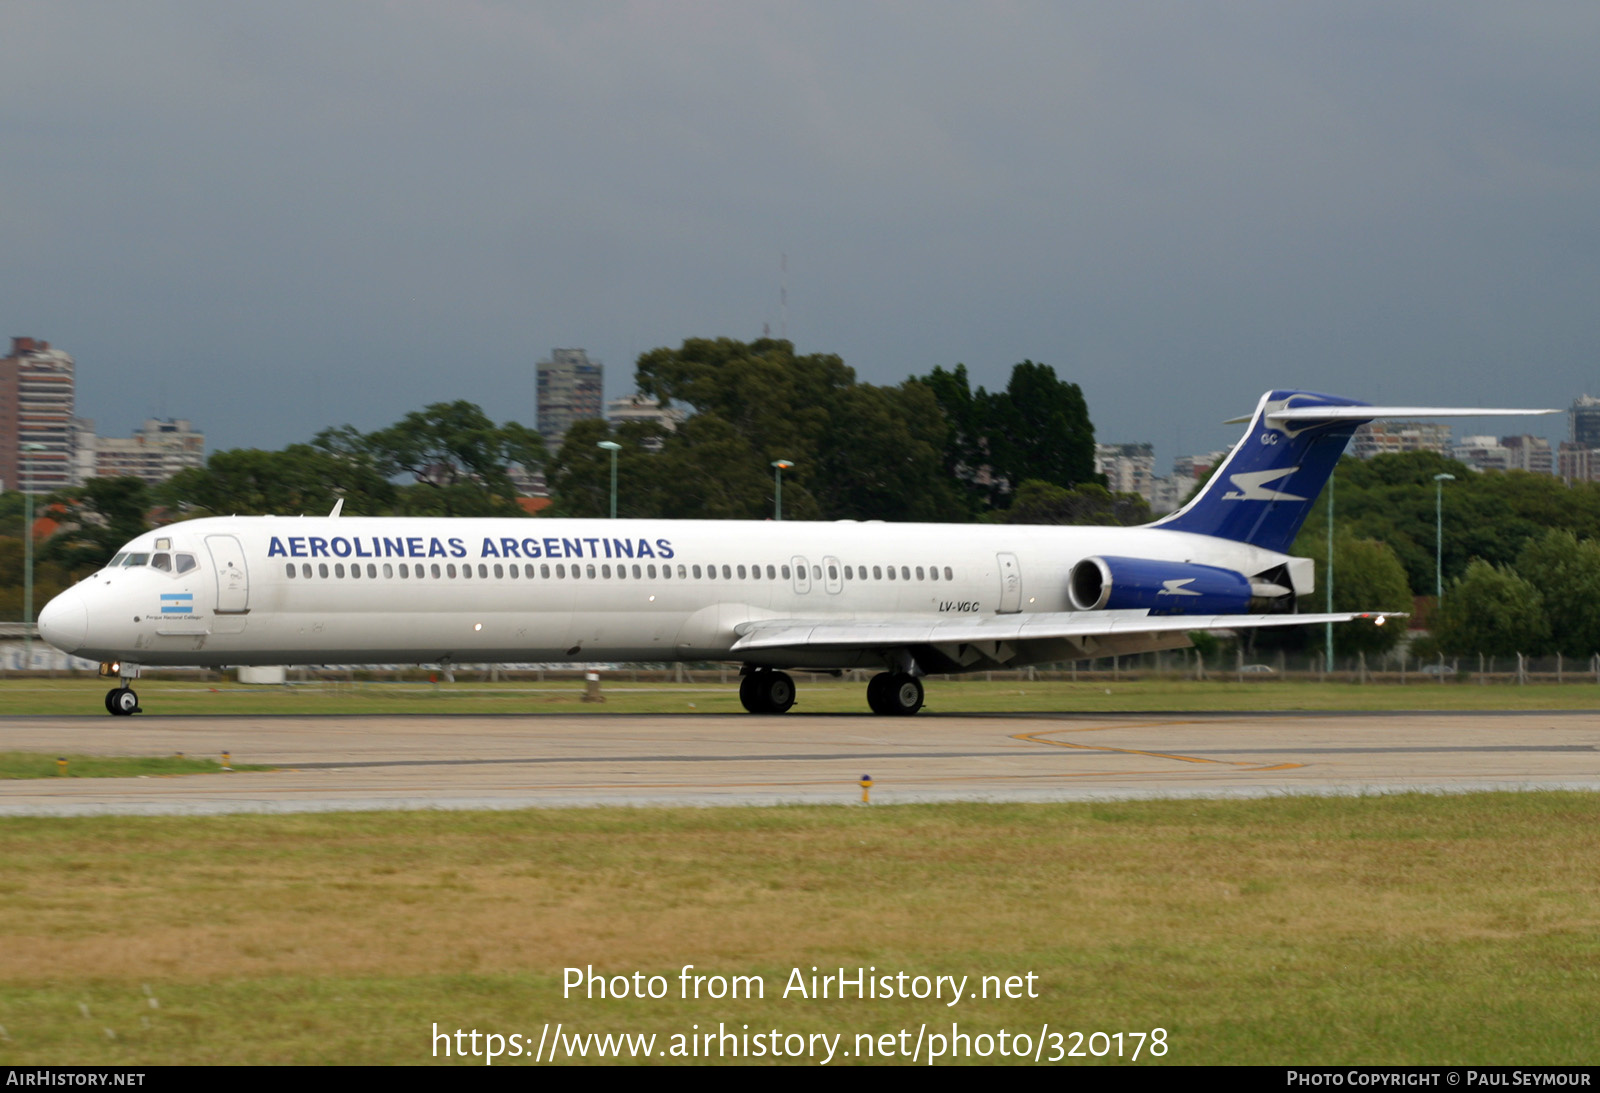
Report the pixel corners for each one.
[37,589,88,654]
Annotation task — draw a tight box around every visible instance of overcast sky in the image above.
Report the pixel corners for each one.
[3,2,1597,468]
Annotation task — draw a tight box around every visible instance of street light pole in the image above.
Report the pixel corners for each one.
[20,442,46,669]
[1325,471,1335,674]
[597,441,621,518]
[770,460,794,520]
[1433,472,1456,601]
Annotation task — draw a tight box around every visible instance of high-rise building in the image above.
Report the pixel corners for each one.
[1,336,76,493]
[1500,435,1553,476]
[1095,442,1155,498]
[536,348,604,447]
[1572,395,1600,449]
[1351,421,1453,459]
[606,393,686,451]
[74,417,207,486]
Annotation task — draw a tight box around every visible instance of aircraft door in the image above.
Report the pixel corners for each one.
[205,535,251,614]
[996,552,1022,614]
[822,556,843,595]
[791,556,811,595]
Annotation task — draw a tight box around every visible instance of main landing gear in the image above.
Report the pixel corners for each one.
[735,667,925,716]
[104,685,140,716]
[866,672,923,716]
[739,669,797,714]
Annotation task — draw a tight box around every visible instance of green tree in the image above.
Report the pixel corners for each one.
[1514,529,1600,658]
[357,401,544,516]
[989,480,1152,527]
[160,445,381,516]
[1433,560,1548,657]
[914,360,1098,514]
[39,477,152,570]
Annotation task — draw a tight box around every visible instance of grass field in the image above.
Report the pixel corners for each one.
[5,674,1600,717]
[0,752,268,779]
[1,794,1598,1065]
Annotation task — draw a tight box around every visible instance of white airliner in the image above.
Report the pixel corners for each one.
[36,390,1553,716]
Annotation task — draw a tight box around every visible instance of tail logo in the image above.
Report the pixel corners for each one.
[1222,467,1305,502]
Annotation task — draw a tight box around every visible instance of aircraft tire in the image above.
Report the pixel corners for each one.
[886,673,924,716]
[738,673,767,714]
[866,672,892,715]
[760,671,796,714]
[741,670,796,714]
[108,687,139,717]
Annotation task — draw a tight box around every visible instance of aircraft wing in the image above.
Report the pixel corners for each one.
[729,609,1398,654]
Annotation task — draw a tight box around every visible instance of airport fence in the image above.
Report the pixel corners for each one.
[4,639,1600,686]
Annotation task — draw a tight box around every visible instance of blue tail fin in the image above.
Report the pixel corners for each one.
[1150,390,1371,553]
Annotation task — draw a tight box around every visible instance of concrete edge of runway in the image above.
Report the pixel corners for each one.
[6,780,1599,819]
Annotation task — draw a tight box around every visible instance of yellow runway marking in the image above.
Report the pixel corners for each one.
[1013,726,1306,773]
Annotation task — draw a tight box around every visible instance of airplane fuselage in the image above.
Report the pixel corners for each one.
[40,514,1294,670]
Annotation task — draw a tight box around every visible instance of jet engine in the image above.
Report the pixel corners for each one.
[1068,555,1255,615]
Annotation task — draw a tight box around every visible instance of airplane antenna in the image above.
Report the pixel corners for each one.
[328,498,344,518]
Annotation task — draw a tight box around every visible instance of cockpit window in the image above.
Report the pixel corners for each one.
[150,553,172,572]
[175,554,197,574]
[108,553,127,568]
[123,553,150,567]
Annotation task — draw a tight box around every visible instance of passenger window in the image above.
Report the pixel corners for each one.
[844,566,852,580]
[944,566,953,580]
[885,566,894,581]
[812,565,821,580]
[556,564,566,578]
[285,564,296,578]
[828,565,838,581]
[383,564,394,578]
[586,564,596,578]
[737,565,747,579]
[617,565,627,580]
[677,564,687,579]
[319,563,330,578]
[928,565,938,582]
[720,564,731,579]
[766,565,776,579]
[495,564,505,579]
[477,564,487,578]
[447,564,458,578]
[431,564,441,578]
[151,553,172,572]
[350,564,361,579]
[781,565,791,579]
[916,567,924,581]
[647,564,656,579]
[901,566,910,580]
[335,563,346,578]
[602,564,612,578]
[303,563,313,578]
[632,564,642,578]
[525,564,535,578]
[693,565,703,579]
[542,564,552,578]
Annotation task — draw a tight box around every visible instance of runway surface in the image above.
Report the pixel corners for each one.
[3,708,1599,815]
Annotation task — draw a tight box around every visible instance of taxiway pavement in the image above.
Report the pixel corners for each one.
[2,709,1598,815]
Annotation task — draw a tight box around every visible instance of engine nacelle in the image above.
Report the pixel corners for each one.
[1068,555,1254,615]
